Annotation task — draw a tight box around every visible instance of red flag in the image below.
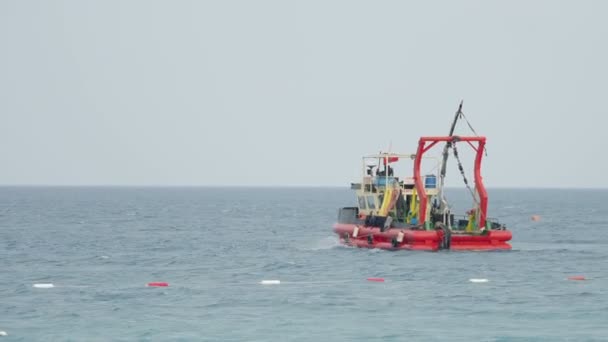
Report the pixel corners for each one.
[383,156,399,165]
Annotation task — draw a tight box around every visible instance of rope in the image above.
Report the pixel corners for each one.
[460,111,479,136]
[452,143,479,205]
[459,110,488,157]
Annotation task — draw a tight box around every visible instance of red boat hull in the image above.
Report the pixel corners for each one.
[333,223,512,251]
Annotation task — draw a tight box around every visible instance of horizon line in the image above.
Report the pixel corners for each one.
[0,184,607,190]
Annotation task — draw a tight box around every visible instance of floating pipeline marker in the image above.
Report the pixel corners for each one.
[366,278,385,282]
[469,278,489,283]
[33,283,54,289]
[147,282,169,287]
[260,280,281,285]
[567,276,586,281]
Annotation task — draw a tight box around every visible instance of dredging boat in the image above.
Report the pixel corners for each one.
[333,104,512,251]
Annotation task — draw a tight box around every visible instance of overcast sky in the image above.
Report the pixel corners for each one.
[1,1,606,187]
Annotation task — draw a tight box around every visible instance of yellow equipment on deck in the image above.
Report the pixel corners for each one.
[406,188,418,224]
[378,188,393,216]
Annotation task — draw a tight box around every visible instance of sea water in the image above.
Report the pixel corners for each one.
[1,187,607,341]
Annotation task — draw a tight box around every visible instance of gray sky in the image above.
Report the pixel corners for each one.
[1,1,606,187]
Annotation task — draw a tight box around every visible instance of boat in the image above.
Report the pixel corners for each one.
[332,103,512,251]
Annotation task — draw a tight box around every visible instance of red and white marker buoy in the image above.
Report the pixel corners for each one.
[469,278,489,283]
[367,278,385,282]
[147,282,169,287]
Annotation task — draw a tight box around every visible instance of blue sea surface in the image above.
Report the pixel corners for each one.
[1,187,607,341]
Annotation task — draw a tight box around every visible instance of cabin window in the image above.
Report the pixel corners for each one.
[366,195,376,209]
[358,196,367,209]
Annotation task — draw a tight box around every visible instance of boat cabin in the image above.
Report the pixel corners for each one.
[350,153,440,227]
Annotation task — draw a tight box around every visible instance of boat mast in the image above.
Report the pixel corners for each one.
[438,101,463,220]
